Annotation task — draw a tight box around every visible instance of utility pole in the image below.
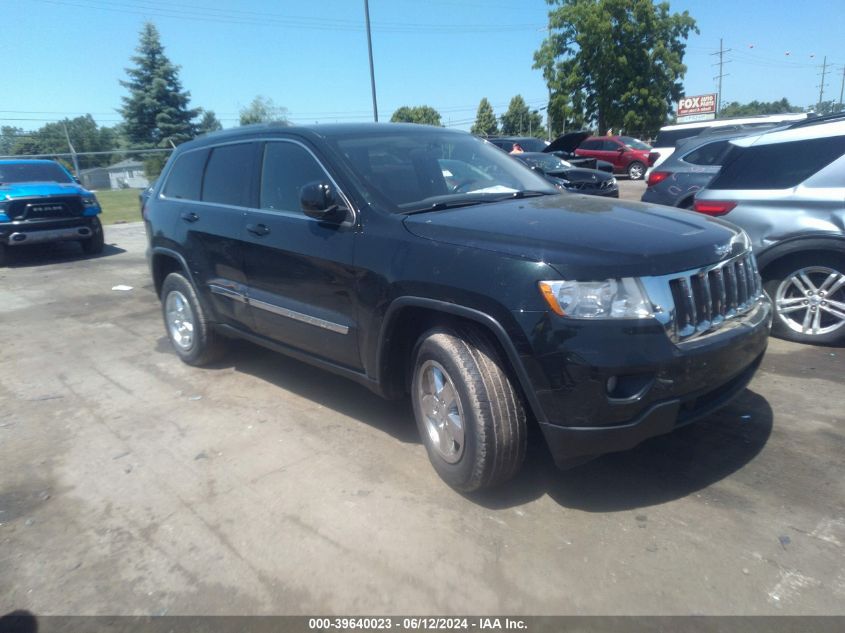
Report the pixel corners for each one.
[364,0,378,122]
[711,38,731,115]
[62,123,79,177]
[547,23,553,141]
[817,56,828,109]
[838,65,845,112]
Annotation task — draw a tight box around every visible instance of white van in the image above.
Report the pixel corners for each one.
[648,113,810,172]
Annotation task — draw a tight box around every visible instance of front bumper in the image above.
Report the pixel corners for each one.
[513,299,771,466]
[0,217,99,246]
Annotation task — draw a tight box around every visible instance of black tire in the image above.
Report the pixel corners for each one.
[763,253,845,345]
[411,325,527,492]
[81,217,105,255]
[0,242,7,267]
[160,272,227,365]
[627,161,646,180]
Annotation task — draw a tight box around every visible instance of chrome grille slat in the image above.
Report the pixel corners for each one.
[657,251,763,344]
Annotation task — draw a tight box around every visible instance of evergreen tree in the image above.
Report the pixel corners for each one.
[470,98,499,136]
[500,96,544,137]
[119,22,199,147]
[196,109,223,135]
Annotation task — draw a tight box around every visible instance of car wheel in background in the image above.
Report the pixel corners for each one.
[627,161,646,180]
[411,325,526,492]
[160,272,228,365]
[763,253,845,345]
[81,217,105,255]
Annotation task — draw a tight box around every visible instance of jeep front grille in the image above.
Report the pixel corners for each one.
[644,251,764,344]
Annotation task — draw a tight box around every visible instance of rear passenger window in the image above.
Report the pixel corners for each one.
[162,149,208,200]
[682,140,732,166]
[260,142,331,213]
[201,143,254,206]
[710,136,845,189]
[579,140,601,150]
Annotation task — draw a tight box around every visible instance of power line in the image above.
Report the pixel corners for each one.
[32,0,545,33]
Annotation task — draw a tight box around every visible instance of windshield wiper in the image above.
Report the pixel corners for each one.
[400,197,498,215]
[498,190,553,200]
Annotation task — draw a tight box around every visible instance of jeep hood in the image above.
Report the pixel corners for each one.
[402,195,743,279]
[0,182,88,200]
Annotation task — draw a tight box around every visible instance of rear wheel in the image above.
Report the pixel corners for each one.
[81,217,105,255]
[763,253,845,344]
[627,161,646,180]
[161,272,228,365]
[411,325,527,492]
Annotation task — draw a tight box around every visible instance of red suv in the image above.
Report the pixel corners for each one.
[574,136,653,180]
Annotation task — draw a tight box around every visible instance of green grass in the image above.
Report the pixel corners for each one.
[95,188,143,225]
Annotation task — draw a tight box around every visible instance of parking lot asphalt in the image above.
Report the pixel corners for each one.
[1,208,843,616]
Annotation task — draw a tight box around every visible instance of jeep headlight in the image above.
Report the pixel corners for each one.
[538,278,653,319]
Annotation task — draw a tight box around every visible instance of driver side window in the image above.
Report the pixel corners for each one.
[260,141,330,213]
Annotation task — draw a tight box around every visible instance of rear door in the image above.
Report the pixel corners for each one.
[241,139,361,370]
[163,142,256,329]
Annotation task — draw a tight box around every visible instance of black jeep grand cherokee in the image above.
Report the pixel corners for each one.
[144,123,771,491]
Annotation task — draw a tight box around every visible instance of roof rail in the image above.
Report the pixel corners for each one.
[787,111,845,128]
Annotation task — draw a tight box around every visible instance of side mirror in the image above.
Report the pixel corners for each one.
[73,176,81,184]
[300,181,348,223]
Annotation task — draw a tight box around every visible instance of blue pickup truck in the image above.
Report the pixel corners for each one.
[0,159,104,266]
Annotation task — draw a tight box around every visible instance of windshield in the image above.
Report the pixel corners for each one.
[520,154,571,172]
[329,130,557,212]
[0,162,74,184]
[618,136,652,150]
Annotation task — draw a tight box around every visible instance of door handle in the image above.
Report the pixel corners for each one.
[246,223,271,237]
[180,211,199,223]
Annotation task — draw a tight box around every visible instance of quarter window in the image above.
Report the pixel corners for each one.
[201,143,254,206]
[682,140,732,166]
[162,149,209,200]
[710,136,845,189]
[260,142,331,213]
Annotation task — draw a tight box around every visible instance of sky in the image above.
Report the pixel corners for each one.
[2,0,844,134]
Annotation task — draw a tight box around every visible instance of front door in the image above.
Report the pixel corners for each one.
[241,139,361,370]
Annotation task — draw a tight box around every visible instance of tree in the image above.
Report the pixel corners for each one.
[120,22,199,147]
[499,95,544,137]
[718,98,803,118]
[2,116,118,168]
[1,126,25,155]
[196,109,223,135]
[239,96,288,126]
[390,106,442,126]
[535,0,697,136]
[811,100,844,115]
[470,98,499,136]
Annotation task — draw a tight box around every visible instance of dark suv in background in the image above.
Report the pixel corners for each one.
[144,123,770,491]
[0,159,104,265]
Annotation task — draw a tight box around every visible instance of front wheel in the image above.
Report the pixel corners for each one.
[763,254,845,344]
[160,272,228,365]
[81,217,105,255]
[411,325,527,492]
[627,161,646,180]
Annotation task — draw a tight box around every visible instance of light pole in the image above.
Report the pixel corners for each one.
[364,0,379,122]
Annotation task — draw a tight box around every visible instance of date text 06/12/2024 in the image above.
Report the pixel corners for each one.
[308,618,528,630]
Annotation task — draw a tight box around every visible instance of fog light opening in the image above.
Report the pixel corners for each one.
[606,373,655,402]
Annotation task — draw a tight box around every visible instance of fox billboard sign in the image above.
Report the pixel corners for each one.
[677,93,717,122]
